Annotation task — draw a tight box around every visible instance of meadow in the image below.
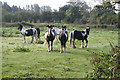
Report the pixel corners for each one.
[1,23,118,78]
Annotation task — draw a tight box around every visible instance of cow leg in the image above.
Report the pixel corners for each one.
[56,35,58,41]
[23,35,26,43]
[64,43,66,53]
[38,33,40,40]
[85,39,88,48]
[50,40,53,51]
[48,41,50,52]
[60,44,63,53]
[72,39,76,48]
[31,35,34,43]
[34,31,38,43]
[81,40,84,48]
[35,34,38,43]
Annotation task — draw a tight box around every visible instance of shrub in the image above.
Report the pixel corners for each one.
[87,42,120,79]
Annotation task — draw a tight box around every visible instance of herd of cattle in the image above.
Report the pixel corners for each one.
[17,24,90,53]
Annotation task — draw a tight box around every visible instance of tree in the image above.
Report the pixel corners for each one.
[59,5,71,22]
[3,13,13,22]
[33,4,40,13]
[2,2,11,12]
[11,5,19,12]
[40,11,52,22]
[89,1,117,24]
[31,5,34,12]
[40,6,52,12]
[62,0,90,23]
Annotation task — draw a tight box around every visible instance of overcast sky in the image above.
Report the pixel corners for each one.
[1,0,101,10]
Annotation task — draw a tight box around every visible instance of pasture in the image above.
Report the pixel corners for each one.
[2,24,118,78]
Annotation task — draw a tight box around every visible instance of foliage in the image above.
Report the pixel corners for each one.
[2,0,118,25]
[62,0,90,23]
[88,2,117,25]
[87,42,120,79]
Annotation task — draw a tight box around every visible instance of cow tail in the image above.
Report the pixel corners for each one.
[43,40,47,46]
[70,32,73,47]
[35,29,38,42]
[38,30,40,40]
[37,28,40,40]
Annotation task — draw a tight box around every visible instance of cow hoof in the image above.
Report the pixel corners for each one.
[72,46,76,48]
[48,51,51,52]
[50,49,53,51]
[60,51,62,53]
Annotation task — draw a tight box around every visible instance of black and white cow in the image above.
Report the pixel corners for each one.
[44,25,55,52]
[70,27,90,48]
[30,25,40,40]
[52,25,61,41]
[18,24,38,43]
[59,26,68,53]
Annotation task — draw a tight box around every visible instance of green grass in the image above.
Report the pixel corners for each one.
[1,24,118,78]
[13,46,31,52]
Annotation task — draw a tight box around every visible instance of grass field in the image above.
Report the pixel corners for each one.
[1,24,118,78]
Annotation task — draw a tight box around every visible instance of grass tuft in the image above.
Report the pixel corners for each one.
[13,47,30,52]
[37,40,44,44]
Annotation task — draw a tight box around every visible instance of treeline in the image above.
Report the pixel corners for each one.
[2,0,118,25]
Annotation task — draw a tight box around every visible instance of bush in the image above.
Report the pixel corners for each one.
[87,42,120,79]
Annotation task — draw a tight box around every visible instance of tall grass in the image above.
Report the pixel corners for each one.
[87,42,120,79]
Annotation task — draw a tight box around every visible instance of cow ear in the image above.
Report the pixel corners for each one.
[50,25,53,27]
[46,25,49,27]
[30,26,33,28]
[52,25,55,27]
[51,25,54,28]
[18,24,22,26]
[64,26,66,28]
[86,26,90,29]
